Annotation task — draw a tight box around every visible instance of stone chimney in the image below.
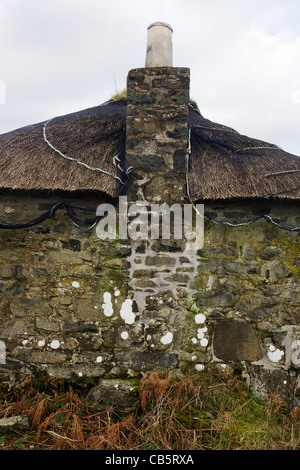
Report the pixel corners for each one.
[126,23,190,204]
[124,24,201,366]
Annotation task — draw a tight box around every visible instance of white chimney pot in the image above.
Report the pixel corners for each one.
[145,22,173,67]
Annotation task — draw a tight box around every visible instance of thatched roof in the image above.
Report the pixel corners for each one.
[0,99,299,201]
[0,101,127,198]
[188,106,300,201]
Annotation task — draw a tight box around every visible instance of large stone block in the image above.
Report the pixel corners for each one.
[213,320,263,362]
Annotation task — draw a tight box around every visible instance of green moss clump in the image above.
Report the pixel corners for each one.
[110,89,127,102]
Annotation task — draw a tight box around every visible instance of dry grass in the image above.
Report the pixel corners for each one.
[0,369,299,451]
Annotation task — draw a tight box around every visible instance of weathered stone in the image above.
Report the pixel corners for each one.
[85,379,139,410]
[114,351,178,371]
[196,290,237,308]
[0,280,24,295]
[260,246,281,260]
[10,298,52,318]
[30,351,67,364]
[213,320,263,362]
[63,322,98,333]
[198,246,238,259]
[73,298,100,322]
[0,415,30,429]
[247,364,292,401]
[272,261,293,278]
[152,239,185,253]
[45,364,106,379]
[0,319,35,337]
[0,265,23,278]
[242,245,257,260]
[145,291,175,310]
[36,318,60,332]
[238,293,279,320]
[222,261,261,276]
[145,255,176,267]
[53,222,65,233]
[60,238,81,252]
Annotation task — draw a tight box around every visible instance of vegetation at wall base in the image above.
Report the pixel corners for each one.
[0,368,299,451]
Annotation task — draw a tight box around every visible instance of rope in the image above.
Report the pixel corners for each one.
[0,201,100,231]
[43,118,129,185]
[265,169,300,177]
[185,127,300,232]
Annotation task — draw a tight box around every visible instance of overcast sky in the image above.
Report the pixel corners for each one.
[0,0,300,156]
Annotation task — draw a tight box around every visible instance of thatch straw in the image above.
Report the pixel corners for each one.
[188,106,300,201]
[0,101,127,197]
[0,100,299,201]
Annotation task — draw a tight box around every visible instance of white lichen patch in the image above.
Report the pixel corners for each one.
[120,299,135,325]
[195,313,206,324]
[195,364,205,371]
[96,356,103,363]
[102,292,113,317]
[72,281,80,288]
[200,338,208,347]
[114,289,120,297]
[50,340,60,349]
[58,283,66,294]
[197,327,207,339]
[160,332,173,345]
[38,340,45,347]
[121,331,129,340]
[267,344,284,362]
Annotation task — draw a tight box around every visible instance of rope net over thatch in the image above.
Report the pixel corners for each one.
[188,106,300,202]
[0,99,299,231]
[0,100,128,197]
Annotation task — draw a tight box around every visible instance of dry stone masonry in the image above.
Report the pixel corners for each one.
[0,42,299,403]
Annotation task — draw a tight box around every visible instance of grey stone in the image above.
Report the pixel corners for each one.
[35,318,60,332]
[243,245,256,260]
[145,255,176,267]
[0,415,30,429]
[196,290,237,308]
[198,246,238,259]
[114,351,178,371]
[222,261,261,276]
[10,298,52,318]
[85,379,139,410]
[260,246,281,260]
[213,320,263,362]
[30,351,67,364]
[60,238,81,252]
[247,364,292,401]
[127,154,168,173]
[0,265,24,279]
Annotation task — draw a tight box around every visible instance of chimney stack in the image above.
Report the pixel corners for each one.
[145,22,173,67]
[126,23,190,204]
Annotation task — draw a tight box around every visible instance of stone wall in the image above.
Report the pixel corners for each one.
[0,65,299,402]
[0,194,299,399]
[189,201,300,399]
